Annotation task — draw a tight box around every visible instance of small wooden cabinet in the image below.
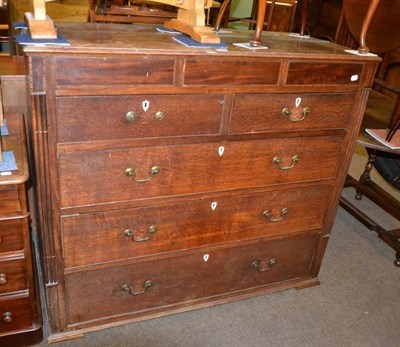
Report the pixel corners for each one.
[0,113,42,346]
[25,23,379,342]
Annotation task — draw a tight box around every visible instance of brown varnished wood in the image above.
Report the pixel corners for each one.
[343,0,400,54]
[61,185,332,268]
[0,219,25,253]
[58,136,343,208]
[0,114,42,344]
[65,232,319,325]
[55,94,225,142]
[25,23,380,340]
[229,93,356,134]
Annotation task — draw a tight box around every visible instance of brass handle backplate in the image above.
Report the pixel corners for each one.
[0,273,7,285]
[262,208,288,222]
[252,258,277,272]
[126,111,138,123]
[122,280,153,295]
[282,107,311,122]
[273,155,299,170]
[125,166,161,183]
[3,312,12,324]
[124,225,158,242]
[155,111,164,120]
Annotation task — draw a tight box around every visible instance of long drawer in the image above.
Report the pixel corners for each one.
[62,185,331,268]
[56,94,224,143]
[0,218,25,254]
[0,296,33,334]
[65,232,319,324]
[229,93,355,134]
[0,258,27,294]
[58,136,343,208]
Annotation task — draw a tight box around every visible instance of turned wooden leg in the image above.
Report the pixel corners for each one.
[356,151,376,200]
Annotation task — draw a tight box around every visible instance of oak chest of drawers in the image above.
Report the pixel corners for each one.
[0,113,42,346]
[24,23,379,341]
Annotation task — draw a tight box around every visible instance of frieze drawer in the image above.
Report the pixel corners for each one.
[65,232,319,325]
[58,136,343,208]
[229,93,355,134]
[55,57,175,85]
[61,185,332,268]
[56,94,224,143]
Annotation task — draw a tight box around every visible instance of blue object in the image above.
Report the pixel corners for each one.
[0,152,18,172]
[156,26,180,34]
[13,21,28,30]
[14,33,70,46]
[0,119,9,136]
[173,35,228,50]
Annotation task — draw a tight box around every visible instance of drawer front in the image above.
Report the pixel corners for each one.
[184,59,280,85]
[66,232,319,324]
[0,219,25,253]
[0,258,27,294]
[56,94,224,143]
[58,136,343,207]
[55,57,174,85]
[0,186,23,218]
[0,296,33,333]
[287,62,363,85]
[62,185,331,267]
[229,93,355,134]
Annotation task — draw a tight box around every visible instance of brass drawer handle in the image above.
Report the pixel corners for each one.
[0,273,7,285]
[125,111,138,122]
[282,107,310,122]
[262,208,288,222]
[273,155,299,170]
[124,225,158,242]
[3,312,12,324]
[155,111,164,120]
[122,280,153,295]
[252,258,277,272]
[125,166,161,183]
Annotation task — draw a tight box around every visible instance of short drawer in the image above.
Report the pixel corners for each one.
[56,94,224,142]
[0,258,27,294]
[184,59,280,85]
[58,136,343,208]
[62,185,331,267]
[229,93,355,134]
[0,296,33,334]
[55,57,174,85]
[0,218,25,254]
[287,62,363,85]
[0,185,25,218]
[65,232,319,324]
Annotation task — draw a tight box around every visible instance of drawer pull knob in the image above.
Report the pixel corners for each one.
[282,107,310,122]
[273,155,299,170]
[3,312,12,324]
[155,111,164,120]
[122,280,153,295]
[262,208,288,222]
[125,111,138,122]
[125,166,161,183]
[0,273,7,285]
[252,258,277,272]
[124,225,158,242]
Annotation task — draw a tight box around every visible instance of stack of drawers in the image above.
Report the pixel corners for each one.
[25,23,379,341]
[0,113,41,345]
